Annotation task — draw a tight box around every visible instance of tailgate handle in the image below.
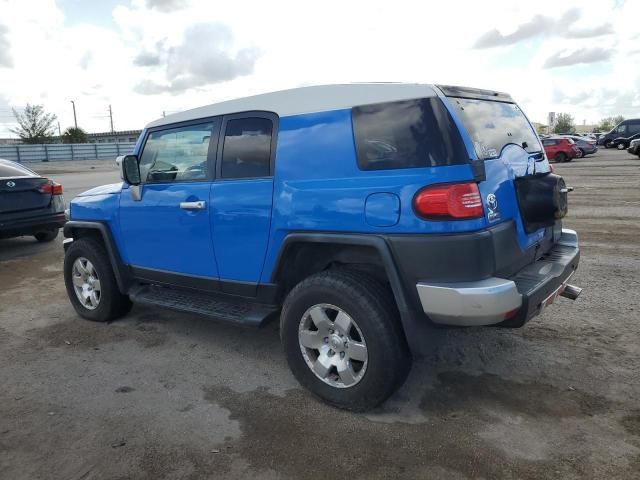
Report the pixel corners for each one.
[180,201,206,210]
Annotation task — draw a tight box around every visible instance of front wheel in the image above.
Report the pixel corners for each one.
[281,269,411,411]
[604,139,613,148]
[64,237,132,322]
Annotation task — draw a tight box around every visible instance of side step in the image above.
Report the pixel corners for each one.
[129,284,279,327]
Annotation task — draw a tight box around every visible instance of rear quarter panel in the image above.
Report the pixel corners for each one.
[260,109,482,282]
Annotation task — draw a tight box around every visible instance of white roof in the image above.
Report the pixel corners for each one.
[146,83,439,129]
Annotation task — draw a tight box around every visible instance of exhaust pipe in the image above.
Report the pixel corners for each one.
[560,284,582,301]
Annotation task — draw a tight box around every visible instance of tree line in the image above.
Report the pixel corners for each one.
[539,113,626,135]
[10,103,88,144]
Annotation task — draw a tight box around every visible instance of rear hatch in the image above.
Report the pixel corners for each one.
[439,87,556,254]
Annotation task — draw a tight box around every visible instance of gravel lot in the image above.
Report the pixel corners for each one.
[1,150,639,479]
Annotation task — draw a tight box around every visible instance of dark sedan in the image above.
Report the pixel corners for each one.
[563,135,598,158]
[612,132,640,150]
[0,159,66,242]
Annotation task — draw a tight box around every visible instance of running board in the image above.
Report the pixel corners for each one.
[129,284,279,327]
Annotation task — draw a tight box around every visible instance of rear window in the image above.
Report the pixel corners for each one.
[352,97,468,170]
[450,98,542,160]
[0,161,37,178]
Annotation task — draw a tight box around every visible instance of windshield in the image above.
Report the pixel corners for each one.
[450,98,542,160]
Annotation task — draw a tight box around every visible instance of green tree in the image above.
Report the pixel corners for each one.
[598,115,625,132]
[61,126,88,144]
[553,113,575,134]
[10,104,57,144]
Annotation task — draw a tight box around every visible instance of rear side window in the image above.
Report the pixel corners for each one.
[221,117,273,179]
[0,161,36,178]
[352,97,468,170]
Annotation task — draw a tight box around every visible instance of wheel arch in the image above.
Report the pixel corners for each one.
[63,221,130,293]
[271,233,422,354]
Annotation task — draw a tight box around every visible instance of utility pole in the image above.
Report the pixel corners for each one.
[70,100,77,129]
[57,122,61,137]
[109,104,114,133]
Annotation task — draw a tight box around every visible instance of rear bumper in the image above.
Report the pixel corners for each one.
[0,211,66,237]
[416,229,580,326]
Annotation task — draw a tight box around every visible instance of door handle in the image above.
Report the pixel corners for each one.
[180,200,206,210]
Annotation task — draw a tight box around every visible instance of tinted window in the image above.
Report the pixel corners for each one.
[0,160,37,178]
[627,123,640,135]
[139,122,214,183]
[542,139,556,146]
[451,98,542,159]
[352,97,468,170]
[221,117,273,179]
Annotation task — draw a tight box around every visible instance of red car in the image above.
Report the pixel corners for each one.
[542,137,580,162]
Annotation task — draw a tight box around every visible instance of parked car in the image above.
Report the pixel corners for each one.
[62,84,581,411]
[0,159,66,242]
[628,138,640,157]
[611,132,640,150]
[542,137,581,162]
[563,135,598,157]
[598,118,640,148]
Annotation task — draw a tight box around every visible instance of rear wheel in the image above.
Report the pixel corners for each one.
[64,237,132,322]
[34,228,58,243]
[281,269,411,411]
[576,148,584,158]
[554,152,567,163]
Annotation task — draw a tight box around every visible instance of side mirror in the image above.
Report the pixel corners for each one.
[116,155,142,201]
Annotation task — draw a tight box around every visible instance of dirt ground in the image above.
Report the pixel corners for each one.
[0,150,639,479]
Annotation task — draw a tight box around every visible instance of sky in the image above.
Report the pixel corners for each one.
[1,0,639,137]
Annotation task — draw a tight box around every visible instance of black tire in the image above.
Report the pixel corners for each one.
[64,237,132,322]
[576,148,584,158]
[34,228,58,243]
[555,152,567,163]
[281,269,411,411]
[604,139,613,148]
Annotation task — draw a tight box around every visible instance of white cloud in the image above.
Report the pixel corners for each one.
[0,0,638,138]
[133,23,260,94]
[0,23,13,67]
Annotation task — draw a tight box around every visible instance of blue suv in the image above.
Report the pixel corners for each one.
[63,84,581,411]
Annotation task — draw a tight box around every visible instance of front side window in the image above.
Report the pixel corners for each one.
[616,124,628,135]
[352,97,468,170]
[139,122,215,183]
[451,98,542,160]
[221,117,273,179]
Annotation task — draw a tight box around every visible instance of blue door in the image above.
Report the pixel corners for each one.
[119,121,220,278]
[211,114,276,293]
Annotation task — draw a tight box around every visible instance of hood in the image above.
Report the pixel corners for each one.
[77,182,124,197]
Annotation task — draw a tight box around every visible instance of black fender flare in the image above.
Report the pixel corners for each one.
[63,221,130,293]
[271,233,424,355]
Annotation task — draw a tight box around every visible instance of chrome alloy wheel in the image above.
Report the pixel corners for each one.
[298,303,368,388]
[72,257,101,310]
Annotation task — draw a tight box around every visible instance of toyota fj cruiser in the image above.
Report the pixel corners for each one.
[63,84,581,411]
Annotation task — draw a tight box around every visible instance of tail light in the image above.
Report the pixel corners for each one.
[39,181,63,195]
[413,182,483,220]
